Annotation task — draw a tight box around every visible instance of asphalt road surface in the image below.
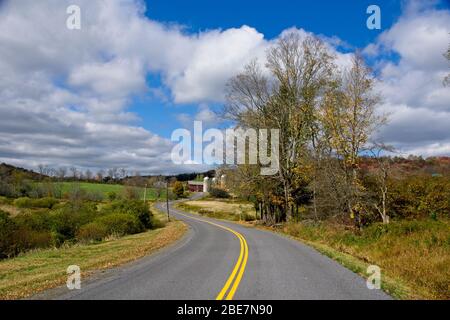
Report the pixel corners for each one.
[47,193,391,300]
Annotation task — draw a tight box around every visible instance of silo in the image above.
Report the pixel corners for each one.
[203,177,210,193]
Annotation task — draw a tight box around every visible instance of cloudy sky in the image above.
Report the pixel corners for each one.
[0,0,449,174]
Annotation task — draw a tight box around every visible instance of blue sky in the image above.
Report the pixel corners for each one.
[136,0,401,138]
[146,0,396,44]
[133,0,444,139]
[0,0,449,173]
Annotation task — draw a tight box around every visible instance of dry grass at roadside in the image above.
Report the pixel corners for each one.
[0,209,187,300]
[279,219,450,300]
[0,204,20,217]
[176,199,256,221]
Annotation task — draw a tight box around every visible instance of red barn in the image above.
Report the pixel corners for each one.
[187,181,204,192]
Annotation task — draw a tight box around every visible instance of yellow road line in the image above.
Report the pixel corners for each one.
[225,232,248,300]
[173,209,248,300]
[216,232,244,300]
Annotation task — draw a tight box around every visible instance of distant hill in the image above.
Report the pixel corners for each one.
[0,163,45,181]
[360,156,450,176]
[124,170,217,183]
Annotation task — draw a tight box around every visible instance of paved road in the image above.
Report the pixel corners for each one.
[50,194,391,300]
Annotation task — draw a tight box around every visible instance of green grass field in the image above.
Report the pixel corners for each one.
[51,182,166,200]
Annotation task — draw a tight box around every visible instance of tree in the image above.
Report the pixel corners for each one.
[47,168,57,177]
[53,167,67,198]
[368,143,395,224]
[85,169,93,181]
[0,210,17,259]
[119,168,128,180]
[108,167,119,181]
[222,35,388,228]
[122,186,140,200]
[224,32,335,222]
[69,167,78,180]
[149,176,166,199]
[128,171,146,187]
[37,164,49,179]
[57,167,67,180]
[96,169,105,181]
[173,181,184,198]
[322,54,385,228]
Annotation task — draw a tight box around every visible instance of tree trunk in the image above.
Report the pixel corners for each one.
[313,182,318,220]
[283,180,291,221]
[381,187,389,224]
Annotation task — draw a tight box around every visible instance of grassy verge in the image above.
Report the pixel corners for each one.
[181,197,450,300]
[0,208,187,300]
[278,219,450,300]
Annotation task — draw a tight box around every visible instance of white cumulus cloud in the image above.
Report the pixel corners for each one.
[0,0,448,174]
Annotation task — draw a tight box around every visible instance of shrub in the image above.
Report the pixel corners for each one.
[1,210,53,258]
[0,181,16,198]
[107,191,118,201]
[151,216,165,229]
[122,186,140,200]
[35,197,59,208]
[13,209,53,232]
[388,175,450,219]
[1,196,155,258]
[0,210,16,258]
[13,197,58,209]
[198,208,213,215]
[50,203,98,243]
[76,222,108,242]
[241,213,256,221]
[209,187,230,199]
[102,199,153,229]
[13,197,33,208]
[95,213,142,236]
[0,196,12,205]
[50,210,80,244]
[29,182,58,199]
[11,228,53,252]
[83,191,104,202]
[173,181,185,199]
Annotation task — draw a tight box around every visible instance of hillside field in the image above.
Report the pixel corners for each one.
[48,182,166,200]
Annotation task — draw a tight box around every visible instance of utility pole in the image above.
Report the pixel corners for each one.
[166,180,170,222]
[143,183,147,204]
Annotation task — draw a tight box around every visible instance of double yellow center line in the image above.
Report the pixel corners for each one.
[174,210,249,300]
[214,223,248,300]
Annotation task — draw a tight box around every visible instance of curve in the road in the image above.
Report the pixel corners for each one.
[42,193,391,300]
[175,210,248,300]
